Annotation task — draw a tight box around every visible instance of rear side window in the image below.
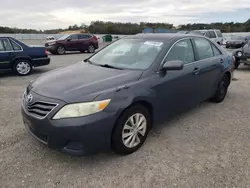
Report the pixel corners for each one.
[209,31,216,38]
[166,39,195,64]
[204,31,210,38]
[193,38,214,60]
[10,40,22,51]
[1,39,13,51]
[211,43,222,56]
[0,40,4,51]
[215,30,222,37]
[79,34,92,39]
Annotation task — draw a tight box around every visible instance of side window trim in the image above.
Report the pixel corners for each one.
[9,39,23,52]
[160,37,196,67]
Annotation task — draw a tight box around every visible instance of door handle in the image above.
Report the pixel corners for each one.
[192,67,200,75]
[220,59,223,63]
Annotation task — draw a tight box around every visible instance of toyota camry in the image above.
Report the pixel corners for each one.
[22,33,234,156]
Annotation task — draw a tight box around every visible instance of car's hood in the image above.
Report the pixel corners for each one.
[45,39,64,44]
[30,62,143,103]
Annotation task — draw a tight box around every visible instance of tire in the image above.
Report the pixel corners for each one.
[56,45,66,55]
[234,61,240,69]
[111,104,151,155]
[13,59,33,76]
[210,74,230,103]
[87,45,95,53]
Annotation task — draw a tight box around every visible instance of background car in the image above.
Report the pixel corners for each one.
[22,34,233,156]
[225,36,247,48]
[187,29,223,45]
[0,37,50,76]
[45,33,99,55]
[233,38,250,69]
[46,36,55,40]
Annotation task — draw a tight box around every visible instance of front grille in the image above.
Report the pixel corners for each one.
[25,101,57,119]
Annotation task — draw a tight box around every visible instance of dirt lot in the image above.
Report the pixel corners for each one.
[1,40,250,188]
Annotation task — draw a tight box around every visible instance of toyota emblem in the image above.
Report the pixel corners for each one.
[26,94,33,104]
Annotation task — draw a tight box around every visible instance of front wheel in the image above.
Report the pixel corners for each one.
[210,75,229,103]
[111,105,151,155]
[56,45,66,55]
[13,59,33,76]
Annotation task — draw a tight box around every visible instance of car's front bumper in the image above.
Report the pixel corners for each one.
[32,57,50,67]
[21,101,118,156]
[45,45,57,52]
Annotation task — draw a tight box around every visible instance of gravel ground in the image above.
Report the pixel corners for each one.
[1,40,250,188]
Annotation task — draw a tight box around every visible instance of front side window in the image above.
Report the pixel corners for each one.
[165,39,195,64]
[89,39,164,70]
[10,40,22,51]
[69,34,78,40]
[215,30,222,37]
[1,39,13,51]
[209,31,216,38]
[193,38,214,60]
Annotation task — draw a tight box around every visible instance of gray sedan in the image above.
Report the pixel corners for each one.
[21,33,234,156]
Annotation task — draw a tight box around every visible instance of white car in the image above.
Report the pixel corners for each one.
[46,36,55,40]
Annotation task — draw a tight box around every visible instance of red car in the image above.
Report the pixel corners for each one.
[45,34,99,55]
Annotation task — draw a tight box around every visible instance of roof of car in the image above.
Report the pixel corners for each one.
[126,33,195,41]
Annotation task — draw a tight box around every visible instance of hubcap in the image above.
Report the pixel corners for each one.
[122,113,147,148]
[57,46,65,54]
[88,45,95,53]
[16,62,30,75]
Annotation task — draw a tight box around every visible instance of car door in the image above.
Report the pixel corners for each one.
[78,34,91,51]
[0,38,14,69]
[243,40,250,58]
[153,38,201,121]
[65,34,79,51]
[191,37,223,101]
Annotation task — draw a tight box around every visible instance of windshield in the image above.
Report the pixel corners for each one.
[231,36,244,40]
[57,34,70,40]
[88,39,164,70]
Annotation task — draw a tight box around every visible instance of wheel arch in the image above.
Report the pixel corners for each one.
[11,56,32,67]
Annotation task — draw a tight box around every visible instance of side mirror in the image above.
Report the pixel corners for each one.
[162,60,184,71]
[67,38,71,41]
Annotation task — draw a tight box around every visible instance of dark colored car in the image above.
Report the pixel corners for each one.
[45,34,99,55]
[226,36,247,49]
[0,37,50,76]
[233,38,250,69]
[22,34,233,156]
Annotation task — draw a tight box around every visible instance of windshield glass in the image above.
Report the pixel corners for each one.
[231,36,244,40]
[89,39,164,70]
[57,34,70,40]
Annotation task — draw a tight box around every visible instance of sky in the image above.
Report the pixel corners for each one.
[0,0,250,29]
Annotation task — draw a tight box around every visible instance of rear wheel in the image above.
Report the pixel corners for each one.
[87,45,95,53]
[111,105,151,155]
[13,59,33,76]
[210,74,230,103]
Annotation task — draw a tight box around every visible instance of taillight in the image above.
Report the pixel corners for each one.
[232,55,236,63]
[45,49,49,56]
[93,35,98,41]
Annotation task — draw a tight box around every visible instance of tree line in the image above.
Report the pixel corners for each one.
[1,19,249,34]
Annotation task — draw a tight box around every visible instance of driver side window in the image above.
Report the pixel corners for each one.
[166,39,195,64]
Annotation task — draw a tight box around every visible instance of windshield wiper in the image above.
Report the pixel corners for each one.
[100,64,123,70]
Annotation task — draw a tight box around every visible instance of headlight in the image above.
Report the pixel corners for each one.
[48,42,56,46]
[52,99,111,119]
